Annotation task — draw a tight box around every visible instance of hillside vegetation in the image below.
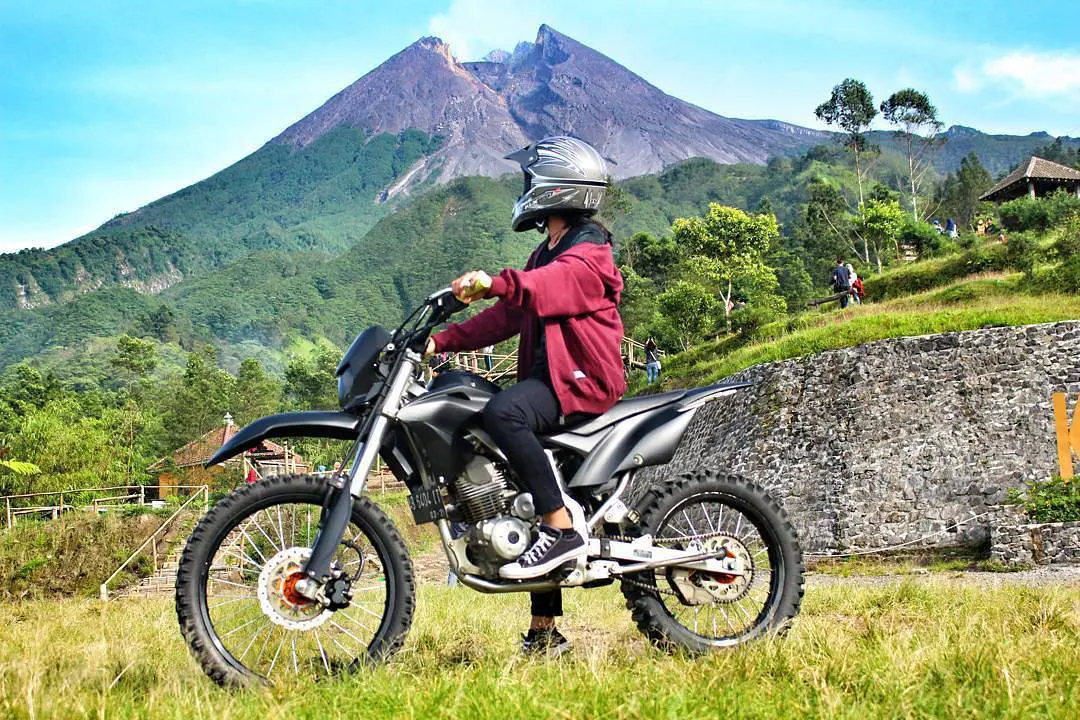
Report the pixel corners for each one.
[0,128,442,311]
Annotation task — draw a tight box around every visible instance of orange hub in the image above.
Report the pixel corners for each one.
[281,571,314,607]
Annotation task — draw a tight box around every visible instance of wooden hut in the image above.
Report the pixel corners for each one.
[148,413,308,496]
[979,156,1080,203]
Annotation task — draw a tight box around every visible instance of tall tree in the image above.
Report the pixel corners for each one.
[937,152,993,229]
[880,89,944,220]
[110,335,158,482]
[815,79,878,207]
[671,204,780,330]
[856,198,907,273]
[232,359,282,425]
[284,348,340,411]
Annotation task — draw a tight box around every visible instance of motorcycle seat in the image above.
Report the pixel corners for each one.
[558,389,690,436]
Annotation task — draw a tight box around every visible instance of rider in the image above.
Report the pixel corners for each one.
[426,136,626,653]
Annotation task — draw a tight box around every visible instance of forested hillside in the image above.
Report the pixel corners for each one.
[0,128,442,310]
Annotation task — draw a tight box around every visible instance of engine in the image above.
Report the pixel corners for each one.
[451,456,536,572]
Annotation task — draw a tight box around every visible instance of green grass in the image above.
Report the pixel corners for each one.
[0,580,1077,718]
[644,274,1080,391]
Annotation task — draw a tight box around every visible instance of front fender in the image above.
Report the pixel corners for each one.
[206,411,362,467]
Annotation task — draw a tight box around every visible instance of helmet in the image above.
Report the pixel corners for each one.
[504,136,608,232]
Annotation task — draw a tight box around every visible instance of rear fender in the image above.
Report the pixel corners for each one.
[567,383,746,489]
[205,411,362,467]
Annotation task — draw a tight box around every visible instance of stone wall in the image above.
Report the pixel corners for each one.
[990,504,1080,565]
[634,321,1080,554]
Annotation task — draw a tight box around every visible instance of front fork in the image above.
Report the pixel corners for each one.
[299,351,419,590]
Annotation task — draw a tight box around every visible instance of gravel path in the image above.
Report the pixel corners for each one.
[807,565,1080,588]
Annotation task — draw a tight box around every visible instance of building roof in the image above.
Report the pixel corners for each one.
[980,156,1080,202]
[147,423,304,472]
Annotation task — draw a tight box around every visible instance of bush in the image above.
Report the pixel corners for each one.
[999,196,1053,232]
[730,294,787,335]
[999,190,1080,233]
[900,221,956,258]
[1048,254,1080,294]
[1007,476,1080,523]
[1053,213,1080,259]
[1004,232,1041,278]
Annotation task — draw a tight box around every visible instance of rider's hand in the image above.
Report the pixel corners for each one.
[424,337,436,357]
[451,271,492,304]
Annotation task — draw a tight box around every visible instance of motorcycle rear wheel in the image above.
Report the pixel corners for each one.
[621,470,804,652]
[175,474,415,687]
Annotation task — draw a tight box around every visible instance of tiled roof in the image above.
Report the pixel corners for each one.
[980,156,1080,201]
[147,425,301,471]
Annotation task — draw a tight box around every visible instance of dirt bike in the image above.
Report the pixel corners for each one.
[175,287,804,686]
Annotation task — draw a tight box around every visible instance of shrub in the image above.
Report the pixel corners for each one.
[1007,476,1080,523]
[1053,213,1080,259]
[999,190,1080,233]
[900,221,956,258]
[999,196,1053,232]
[730,294,787,335]
[1004,232,1041,278]
[1050,254,1080,294]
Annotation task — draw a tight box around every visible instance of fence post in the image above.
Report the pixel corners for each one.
[5,498,10,529]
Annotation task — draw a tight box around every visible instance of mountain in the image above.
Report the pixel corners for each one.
[277,25,828,182]
[869,125,1080,178]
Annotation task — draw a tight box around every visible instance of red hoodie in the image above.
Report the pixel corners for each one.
[432,233,626,416]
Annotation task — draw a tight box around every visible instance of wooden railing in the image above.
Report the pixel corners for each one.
[1,484,208,529]
[99,485,210,601]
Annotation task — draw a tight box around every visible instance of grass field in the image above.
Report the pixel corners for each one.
[1,576,1077,719]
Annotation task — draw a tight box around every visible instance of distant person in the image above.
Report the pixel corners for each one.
[482,344,495,372]
[945,218,958,238]
[932,218,943,235]
[644,338,661,384]
[831,259,852,309]
[851,276,865,304]
[845,264,860,305]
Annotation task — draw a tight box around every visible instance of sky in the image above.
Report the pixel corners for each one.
[3,0,1079,253]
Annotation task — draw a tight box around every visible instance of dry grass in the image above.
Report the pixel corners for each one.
[0,578,1077,719]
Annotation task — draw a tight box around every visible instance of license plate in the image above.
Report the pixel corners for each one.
[408,486,447,525]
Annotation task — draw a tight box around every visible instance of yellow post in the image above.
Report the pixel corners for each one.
[1052,392,1079,481]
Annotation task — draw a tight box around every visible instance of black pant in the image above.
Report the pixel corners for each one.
[484,377,565,618]
[483,377,564,515]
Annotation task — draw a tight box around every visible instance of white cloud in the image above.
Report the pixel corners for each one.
[956,50,1080,97]
[427,0,545,61]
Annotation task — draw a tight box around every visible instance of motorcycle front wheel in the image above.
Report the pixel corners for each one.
[175,474,415,687]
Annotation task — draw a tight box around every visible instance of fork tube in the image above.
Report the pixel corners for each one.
[303,352,418,584]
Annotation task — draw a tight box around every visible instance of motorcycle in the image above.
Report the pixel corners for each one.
[175,287,804,686]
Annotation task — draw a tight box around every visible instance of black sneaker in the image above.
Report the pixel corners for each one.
[521,628,571,657]
[499,525,586,579]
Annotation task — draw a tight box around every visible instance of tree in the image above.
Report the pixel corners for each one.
[111,335,158,482]
[284,348,339,411]
[618,232,680,282]
[880,89,944,220]
[233,359,282,425]
[856,198,907,273]
[656,281,722,349]
[937,152,993,229]
[111,335,157,379]
[815,79,878,207]
[671,204,780,330]
[159,347,234,449]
